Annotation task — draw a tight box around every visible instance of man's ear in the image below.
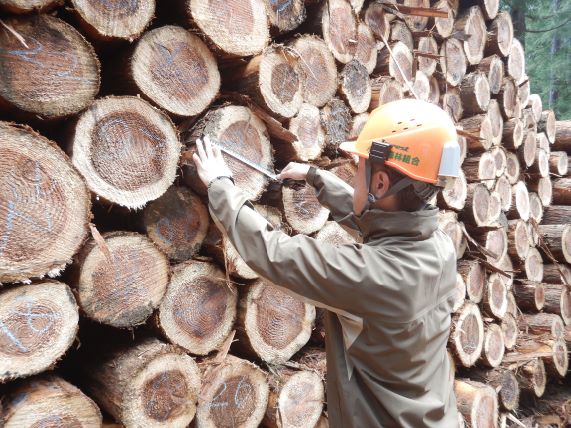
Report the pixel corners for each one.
[373,169,390,198]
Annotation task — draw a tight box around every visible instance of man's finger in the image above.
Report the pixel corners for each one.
[192,152,203,169]
[214,145,223,160]
[204,135,214,159]
[195,138,206,162]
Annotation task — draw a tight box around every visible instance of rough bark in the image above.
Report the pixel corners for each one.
[513,281,545,312]
[538,224,571,264]
[553,120,571,152]
[543,283,571,325]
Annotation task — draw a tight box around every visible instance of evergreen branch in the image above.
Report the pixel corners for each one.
[527,9,571,21]
[525,16,571,33]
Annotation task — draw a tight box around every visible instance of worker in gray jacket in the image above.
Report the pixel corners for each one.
[192,99,462,427]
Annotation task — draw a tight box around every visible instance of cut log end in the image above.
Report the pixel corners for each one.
[483,273,508,320]
[264,0,306,33]
[282,183,329,235]
[0,15,99,119]
[450,302,484,367]
[458,260,485,303]
[0,122,91,283]
[486,11,513,58]
[132,26,220,116]
[321,0,357,64]
[238,280,315,364]
[480,323,505,368]
[377,42,413,87]
[264,370,325,428]
[1,375,102,427]
[501,313,519,350]
[364,1,390,41]
[75,232,169,328]
[189,0,270,56]
[71,0,154,40]
[288,104,326,161]
[143,186,209,262]
[339,60,372,114]
[158,261,237,356]
[85,339,201,427]
[290,36,338,108]
[0,282,79,382]
[0,0,62,13]
[197,355,269,428]
[454,380,499,428]
[72,96,181,209]
[438,170,467,211]
[354,22,377,74]
[455,6,486,65]
[185,105,273,201]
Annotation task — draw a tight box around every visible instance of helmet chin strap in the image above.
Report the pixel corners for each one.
[365,158,414,208]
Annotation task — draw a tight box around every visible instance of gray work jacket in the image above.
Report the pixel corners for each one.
[207,168,460,427]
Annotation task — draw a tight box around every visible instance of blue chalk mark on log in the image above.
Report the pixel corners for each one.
[0,319,28,353]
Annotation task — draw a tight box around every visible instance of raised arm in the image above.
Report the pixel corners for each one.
[207,178,379,316]
[280,163,358,230]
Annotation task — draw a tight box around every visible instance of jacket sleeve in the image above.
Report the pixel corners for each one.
[207,178,378,316]
[307,167,359,231]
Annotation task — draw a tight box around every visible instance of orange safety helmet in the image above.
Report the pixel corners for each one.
[339,99,460,186]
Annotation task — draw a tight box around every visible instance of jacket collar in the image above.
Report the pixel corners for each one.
[354,206,439,242]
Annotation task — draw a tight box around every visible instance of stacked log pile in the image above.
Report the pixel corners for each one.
[0,0,569,427]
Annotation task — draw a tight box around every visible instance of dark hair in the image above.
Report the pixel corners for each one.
[373,164,428,212]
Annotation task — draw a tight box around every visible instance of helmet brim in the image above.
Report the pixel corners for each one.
[339,140,369,158]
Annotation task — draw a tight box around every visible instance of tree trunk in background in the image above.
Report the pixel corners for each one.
[510,0,526,48]
[548,0,561,109]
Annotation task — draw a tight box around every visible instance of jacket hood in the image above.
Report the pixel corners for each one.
[354,206,439,243]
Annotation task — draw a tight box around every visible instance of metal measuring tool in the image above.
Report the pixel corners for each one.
[207,138,306,190]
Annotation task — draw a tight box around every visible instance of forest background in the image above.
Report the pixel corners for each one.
[502,0,571,119]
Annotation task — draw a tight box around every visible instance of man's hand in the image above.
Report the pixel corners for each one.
[192,136,233,187]
[278,162,310,181]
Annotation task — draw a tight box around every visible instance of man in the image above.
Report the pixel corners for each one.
[192,99,462,427]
